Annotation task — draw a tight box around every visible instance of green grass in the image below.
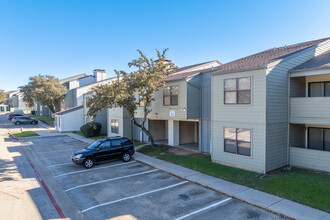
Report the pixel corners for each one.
[29,114,54,122]
[73,131,107,140]
[134,140,147,146]
[11,131,39,138]
[138,145,330,212]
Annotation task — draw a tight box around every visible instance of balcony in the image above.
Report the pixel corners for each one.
[290,97,330,125]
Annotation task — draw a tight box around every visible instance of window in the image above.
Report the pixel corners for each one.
[224,77,251,104]
[309,82,330,97]
[224,127,251,156]
[111,139,122,147]
[99,141,110,148]
[163,86,178,106]
[111,119,119,134]
[308,127,330,152]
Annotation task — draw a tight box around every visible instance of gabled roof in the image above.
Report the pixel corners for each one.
[210,37,330,75]
[54,105,83,115]
[6,90,18,94]
[165,60,221,82]
[291,51,330,72]
[60,74,88,84]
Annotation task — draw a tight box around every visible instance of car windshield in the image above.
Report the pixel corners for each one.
[86,140,101,150]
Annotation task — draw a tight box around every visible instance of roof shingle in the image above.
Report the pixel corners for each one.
[211,37,330,74]
[291,51,330,72]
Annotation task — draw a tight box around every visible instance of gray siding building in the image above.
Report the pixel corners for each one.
[210,37,330,173]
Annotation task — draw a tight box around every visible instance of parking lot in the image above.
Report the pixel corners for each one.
[21,135,284,220]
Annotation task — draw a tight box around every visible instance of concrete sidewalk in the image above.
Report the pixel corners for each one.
[134,152,329,220]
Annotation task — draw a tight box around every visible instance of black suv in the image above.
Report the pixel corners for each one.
[72,137,135,168]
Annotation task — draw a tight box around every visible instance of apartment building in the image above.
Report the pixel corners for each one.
[107,60,221,153]
[55,69,116,133]
[209,37,330,173]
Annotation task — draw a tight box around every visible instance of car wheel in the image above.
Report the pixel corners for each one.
[122,152,131,162]
[15,121,21,125]
[83,158,94,169]
[31,121,36,125]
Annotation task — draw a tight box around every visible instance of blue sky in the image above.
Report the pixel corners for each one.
[1,0,330,91]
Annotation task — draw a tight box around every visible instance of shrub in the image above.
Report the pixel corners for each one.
[80,122,102,138]
[31,110,36,115]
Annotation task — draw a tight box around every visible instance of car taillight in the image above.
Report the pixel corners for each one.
[132,144,134,150]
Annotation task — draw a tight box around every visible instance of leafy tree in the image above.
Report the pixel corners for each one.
[19,75,67,114]
[88,49,177,146]
[0,90,6,104]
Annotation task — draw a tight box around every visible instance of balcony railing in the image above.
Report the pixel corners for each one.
[290,97,330,125]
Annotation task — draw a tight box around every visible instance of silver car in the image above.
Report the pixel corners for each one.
[12,116,38,125]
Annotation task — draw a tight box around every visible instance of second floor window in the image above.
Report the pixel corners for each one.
[308,82,330,97]
[224,77,251,104]
[163,86,178,106]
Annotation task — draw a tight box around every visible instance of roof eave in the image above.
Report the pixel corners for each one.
[290,66,330,73]
[209,66,266,76]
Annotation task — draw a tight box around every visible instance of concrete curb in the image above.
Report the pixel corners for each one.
[133,152,329,220]
[60,135,329,220]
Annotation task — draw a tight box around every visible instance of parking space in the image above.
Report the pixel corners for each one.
[24,136,284,220]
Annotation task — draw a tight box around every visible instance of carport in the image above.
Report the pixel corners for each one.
[179,121,199,151]
[149,119,168,142]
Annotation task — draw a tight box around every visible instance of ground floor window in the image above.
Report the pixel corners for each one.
[224,127,251,156]
[111,119,119,134]
[308,127,330,152]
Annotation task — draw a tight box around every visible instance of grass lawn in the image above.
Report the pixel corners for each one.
[134,140,147,146]
[29,114,54,122]
[138,144,330,212]
[73,131,107,140]
[11,131,39,138]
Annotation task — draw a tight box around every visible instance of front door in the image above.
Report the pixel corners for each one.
[94,141,111,161]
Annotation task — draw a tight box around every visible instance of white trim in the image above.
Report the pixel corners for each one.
[55,161,136,178]
[65,169,158,192]
[175,198,232,220]
[82,181,189,213]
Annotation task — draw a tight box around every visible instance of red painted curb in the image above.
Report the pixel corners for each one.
[26,157,66,219]
[0,117,66,219]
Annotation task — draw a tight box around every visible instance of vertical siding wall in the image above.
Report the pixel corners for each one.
[211,69,267,173]
[137,80,188,120]
[187,75,201,119]
[265,40,330,172]
[107,107,132,139]
[200,73,212,153]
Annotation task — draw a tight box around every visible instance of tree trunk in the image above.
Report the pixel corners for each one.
[47,104,56,114]
[132,118,155,147]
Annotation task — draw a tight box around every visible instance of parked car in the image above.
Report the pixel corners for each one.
[12,116,38,125]
[72,137,135,168]
[13,109,24,114]
[8,113,25,120]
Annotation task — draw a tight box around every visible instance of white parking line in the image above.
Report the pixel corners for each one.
[47,162,73,167]
[175,197,232,220]
[37,148,83,155]
[65,169,158,192]
[55,161,136,178]
[82,181,189,213]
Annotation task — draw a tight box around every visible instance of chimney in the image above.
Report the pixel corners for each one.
[93,69,107,82]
